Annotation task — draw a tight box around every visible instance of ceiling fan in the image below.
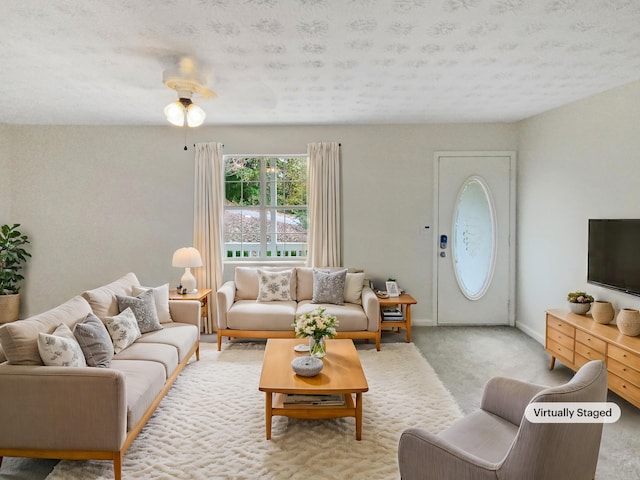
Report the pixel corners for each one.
[162,57,215,128]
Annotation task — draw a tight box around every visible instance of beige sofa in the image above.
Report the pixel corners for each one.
[216,267,381,350]
[0,273,200,480]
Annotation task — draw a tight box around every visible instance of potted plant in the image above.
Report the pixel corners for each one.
[567,291,594,315]
[0,224,31,323]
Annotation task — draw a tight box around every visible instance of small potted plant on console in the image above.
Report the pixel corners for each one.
[567,291,594,315]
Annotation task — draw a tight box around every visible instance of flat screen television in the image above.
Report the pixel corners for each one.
[588,219,640,296]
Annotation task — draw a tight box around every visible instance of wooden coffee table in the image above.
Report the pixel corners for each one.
[258,338,369,440]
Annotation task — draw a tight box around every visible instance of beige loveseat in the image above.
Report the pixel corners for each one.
[0,273,200,480]
[216,267,381,350]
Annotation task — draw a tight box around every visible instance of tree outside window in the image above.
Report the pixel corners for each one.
[224,156,308,260]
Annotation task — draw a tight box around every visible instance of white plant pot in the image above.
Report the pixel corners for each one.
[568,302,590,315]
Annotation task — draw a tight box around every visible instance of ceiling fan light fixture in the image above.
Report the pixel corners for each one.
[186,103,206,127]
[164,97,206,127]
[164,100,187,126]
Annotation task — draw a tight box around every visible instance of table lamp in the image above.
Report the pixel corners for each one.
[172,247,203,293]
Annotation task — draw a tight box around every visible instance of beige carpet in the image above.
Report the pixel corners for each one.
[47,342,462,480]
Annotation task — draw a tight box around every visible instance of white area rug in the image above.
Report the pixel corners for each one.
[47,342,462,480]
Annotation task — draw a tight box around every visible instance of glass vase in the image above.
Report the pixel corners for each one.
[309,336,327,358]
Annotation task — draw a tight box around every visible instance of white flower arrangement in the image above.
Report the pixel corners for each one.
[292,306,339,341]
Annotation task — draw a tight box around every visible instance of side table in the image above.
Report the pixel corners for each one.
[378,294,417,343]
[169,288,212,330]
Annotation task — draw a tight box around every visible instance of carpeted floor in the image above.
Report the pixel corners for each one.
[45,342,462,480]
[2,326,639,479]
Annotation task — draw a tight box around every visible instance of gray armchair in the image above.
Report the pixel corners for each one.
[398,360,608,480]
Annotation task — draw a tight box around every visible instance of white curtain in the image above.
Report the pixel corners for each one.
[193,142,224,334]
[306,142,341,267]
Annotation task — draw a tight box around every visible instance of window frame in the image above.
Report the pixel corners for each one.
[223,154,309,262]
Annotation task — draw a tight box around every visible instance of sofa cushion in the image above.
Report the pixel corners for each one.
[297,301,369,331]
[235,266,298,301]
[227,300,297,331]
[344,272,366,305]
[109,359,166,431]
[257,269,293,302]
[132,284,173,323]
[37,323,87,367]
[438,410,519,464]
[113,342,179,379]
[73,312,115,368]
[116,289,162,334]
[312,268,347,305]
[136,323,198,362]
[82,272,140,320]
[0,295,92,365]
[104,308,141,354]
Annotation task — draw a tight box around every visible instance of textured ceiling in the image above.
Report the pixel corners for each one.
[1,0,640,126]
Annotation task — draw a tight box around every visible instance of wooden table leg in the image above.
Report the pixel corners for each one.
[265,392,273,440]
[355,392,363,440]
[405,304,412,343]
[549,356,556,370]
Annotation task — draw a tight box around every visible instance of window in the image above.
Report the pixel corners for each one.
[224,155,308,260]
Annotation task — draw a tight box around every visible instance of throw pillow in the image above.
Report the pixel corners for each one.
[132,284,172,323]
[257,269,293,302]
[312,268,348,305]
[116,288,162,334]
[344,272,366,305]
[37,323,87,367]
[104,307,141,354]
[73,312,115,368]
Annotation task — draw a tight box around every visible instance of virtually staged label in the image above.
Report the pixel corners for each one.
[524,402,621,423]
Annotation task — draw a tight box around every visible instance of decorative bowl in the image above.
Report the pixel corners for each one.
[291,356,323,377]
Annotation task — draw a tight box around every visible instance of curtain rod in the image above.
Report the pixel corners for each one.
[194,143,340,147]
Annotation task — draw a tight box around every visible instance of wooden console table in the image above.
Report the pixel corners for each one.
[546,308,640,408]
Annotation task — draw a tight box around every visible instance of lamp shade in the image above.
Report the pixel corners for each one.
[172,247,203,268]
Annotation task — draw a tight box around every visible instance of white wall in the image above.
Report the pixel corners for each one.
[7,123,516,319]
[517,80,640,343]
[8,126,195,316]
[0,124,10,223]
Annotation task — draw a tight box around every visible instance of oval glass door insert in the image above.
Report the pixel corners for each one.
[452,176,496,300]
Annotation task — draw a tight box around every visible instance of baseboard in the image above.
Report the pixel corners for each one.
[516,321,545,346]
[412,318,436,327]
[413,318,545,346]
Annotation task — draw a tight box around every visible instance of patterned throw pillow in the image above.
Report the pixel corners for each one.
[37,323,87,367]
[312,269,348,305]
[104,308,141,354]
[116,288,162,334]
[73,312,115,368]
[257,269,293,302]
[132,284,173,324]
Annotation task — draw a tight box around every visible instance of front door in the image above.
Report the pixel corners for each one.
[434,151,516,325]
